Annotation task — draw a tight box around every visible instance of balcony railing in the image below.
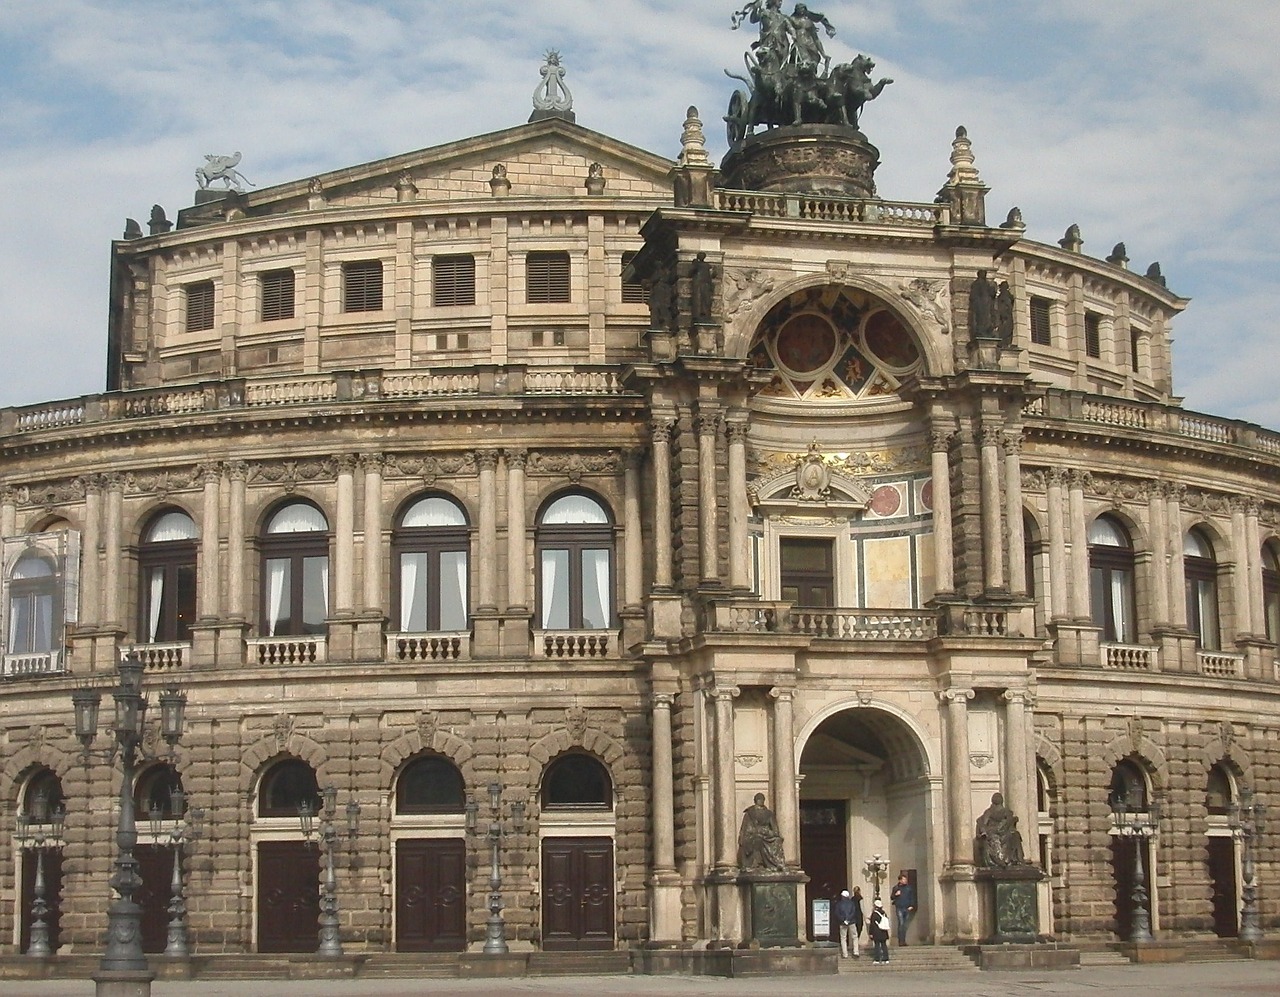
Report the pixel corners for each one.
[386,632,471,662]
[712,189,948,227]
[246,636,327,666]
[533,630,617,659]
[792,609,937,640]
[1,650,65,679]
[122,641,190,672]
[1197,650,1243,678]
[1101,642,1158,671]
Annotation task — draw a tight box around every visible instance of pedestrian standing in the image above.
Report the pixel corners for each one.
[868,897,891,964]
[833,889,858,958]
[850,885,865,957]
[889,872,916,945]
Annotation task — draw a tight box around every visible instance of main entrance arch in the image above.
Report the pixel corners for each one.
[797,705,934,943]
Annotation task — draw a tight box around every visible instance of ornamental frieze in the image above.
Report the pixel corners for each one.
[526,451,621,481]
[124,467,203,498]
[750,443,929,478]
[723,266,778,321]
[382,453,478,485]
[249,458,337,491]
[893,276,950,331]
[11,478,88,510]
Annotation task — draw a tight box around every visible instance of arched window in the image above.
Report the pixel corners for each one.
[135,763,184,819]
[542,753,612,809]
[393,496,469,633]
[1205,763,1234,817]
[7,552,60,655]
[138,509,197,644]
[22,769,65,820]
[1262,544,1280,643]
[536,494,614,631]
[1184,529,1220,650]
[258,759,319,817]
[396,755,466,814]
[1108,759,1149,811]
[260,502,329,637]
[1089,516,1136,643]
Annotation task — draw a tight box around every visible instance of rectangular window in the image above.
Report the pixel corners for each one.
[621,251,649,305]
[779,537,834,608]
[432,254,476,307]
[260,269,295,322]
[1084,312,1102,359]
[1130,328,1141,373]
[343,260,383,312]
[1029,296,1052,346]
[526,251,571,304]
[185,280,214,332]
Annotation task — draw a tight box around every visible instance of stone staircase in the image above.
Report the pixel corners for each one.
[836,945,979,973]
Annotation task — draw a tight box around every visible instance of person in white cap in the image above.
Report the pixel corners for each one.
[868,897,891,963]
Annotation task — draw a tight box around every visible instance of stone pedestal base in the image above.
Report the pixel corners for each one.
[977,866,1044,943]
[741,873,806,947]
[93,969,155,997]
[719,125,880,198]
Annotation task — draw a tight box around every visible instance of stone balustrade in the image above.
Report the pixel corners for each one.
[791,609,937,640]
[122,641,190,672]
[1101,642,1159,671]
[386,632,470,662]
[534,629,616,659]
[713,189,947,226]
[1,650,64,679]
[246,636,326,666]
[1197,650,1244,678]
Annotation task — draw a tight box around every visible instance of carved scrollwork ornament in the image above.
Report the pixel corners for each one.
[416,710,438,746]
[565,704,588,744]
[650,418,675,444]
[475,450,500,472]
[723,267,777,321]
[929,430,954,453]
[503,448,528,471]
[1001,432,1023,456]
[1020,468,1046,493]
[226,460,250,482]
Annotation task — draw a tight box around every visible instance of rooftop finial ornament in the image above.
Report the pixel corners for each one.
[530,50,575,123]
[195,152,254,192]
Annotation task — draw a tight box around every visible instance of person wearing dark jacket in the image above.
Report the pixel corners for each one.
[833,888,862,958]
[868,897,891,963]
[889,872,916,945]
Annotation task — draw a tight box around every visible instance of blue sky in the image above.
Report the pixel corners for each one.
[1,1,1277,426]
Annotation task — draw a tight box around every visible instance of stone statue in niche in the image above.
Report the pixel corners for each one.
[968,269,998,341]
[647,264,677,332]
[996,281,1014,346]
[690,252,718,324]
[738,792,786,871]
[976,792,1028,868]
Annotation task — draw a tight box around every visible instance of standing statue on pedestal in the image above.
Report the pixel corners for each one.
[738,793,786,872]
[976,792,1027,868]
[968,270,999,341]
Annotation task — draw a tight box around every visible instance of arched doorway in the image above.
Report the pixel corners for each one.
[1108,758,1156,940]
[393,752,468,952]
[797,706,932,944]
[1205,762,1238,938]
[254,758,321,953]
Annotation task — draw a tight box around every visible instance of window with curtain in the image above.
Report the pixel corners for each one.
[1183,528,1220,650]
[1262,544,1280,643]
[536,493,613,630]
[7,553,60,654]
[1088,515,1136,643]
[392,496,469,633]
[138,509,197,644]
[260,502,329,637]
[396,754,466,814]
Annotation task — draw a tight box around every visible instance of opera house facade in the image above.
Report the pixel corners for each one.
[1,25,1274,973]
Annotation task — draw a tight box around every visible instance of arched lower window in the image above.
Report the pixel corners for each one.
[22,769,65,821]
[393,496,469,633]
[396,755,466,814]
[7,553,60,654]
[1184,529,1220,650]
[537,494,614,631]
[542,753,612,809]
[1262,544,1280,643]
[135,764,183,819]
[1108,759,1149,812]
[260,502,329,637]
[1089,516,1136,643]
[258,759,319,817]
[138,510,197,644]
[1205,763,1234,817]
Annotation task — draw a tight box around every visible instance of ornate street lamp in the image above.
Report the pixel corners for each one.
[297,785,360,957]
[1229,789,1268,943]
[465,782,526,954]
[147,788,205,959]
[863,853,889,901]
[73,654,188,996]
[15,790,66,958]
[1110,798,1161,943]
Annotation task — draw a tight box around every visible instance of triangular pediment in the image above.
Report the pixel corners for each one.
[178,118,675,228]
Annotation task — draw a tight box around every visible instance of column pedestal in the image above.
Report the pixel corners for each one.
[740,873,807,947]
[977,866,1044,942]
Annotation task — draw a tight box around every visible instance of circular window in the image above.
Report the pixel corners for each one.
[775,313,837,375]
[861,310,920,371]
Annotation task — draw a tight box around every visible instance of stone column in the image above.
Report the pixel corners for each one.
[941,687,975,867]
[649,691,681,942]
[980,422,1006,593]
[930,428,954,595]
[697,410,721,585]
[623,452,644,609]
[334,456,356,614]
[1166,485,1187,627]
[651,418,675,590]
[727,416,750,591]
[361,454,384,613]
[199,464,221,619]
[710,683,740,873]
[226,462,248,620]
[1067,471,1090,620]
[1231,497,1253,639]
[477,450,499,614]
[1246,501,1264,639]
[0,486,15,539]
[769,686,799,867]
[79,480,102,629]
[1046,469,1069,620]
[505,449,528,613]
[1003,430,1026,596]
[102,475,124,628]
[1147,481,1169,628]
[1002,689,1034,841]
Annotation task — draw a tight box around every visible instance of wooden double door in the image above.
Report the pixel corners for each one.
[257,841,321,952]
[541,837,614,950]
[396,838,467,951]
[1207,836,1239,937]
[799,800,847,943]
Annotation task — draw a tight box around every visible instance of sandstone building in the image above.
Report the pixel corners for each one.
[0,36,1275,966]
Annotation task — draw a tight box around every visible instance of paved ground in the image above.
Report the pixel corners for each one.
[5,962,1280,997]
